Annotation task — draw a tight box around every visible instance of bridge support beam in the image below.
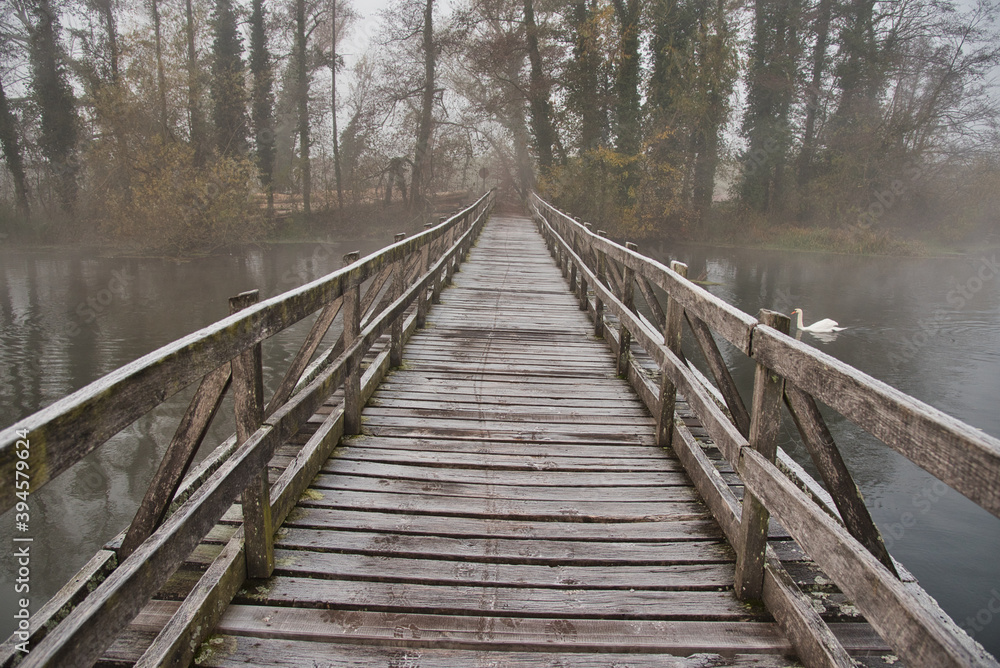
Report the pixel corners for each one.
[656,261,687,447]
[229,290,274,580]
[735,308,791,600]
[343,252,363,435]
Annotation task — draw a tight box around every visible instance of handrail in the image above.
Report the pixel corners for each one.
[531,191,997,667]
[4,190,495,667]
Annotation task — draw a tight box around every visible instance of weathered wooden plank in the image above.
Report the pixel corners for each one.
[273,528,734,565]
[326,448,674,473]
[236,577,767,620]
[208,607,802,653]
[264,549,734,589]
[308,474,698,502]
[315,460,694,487]
[295,489,708,522]
[313,434,664,457]
[280,507,727,542]
[190,637,809,668]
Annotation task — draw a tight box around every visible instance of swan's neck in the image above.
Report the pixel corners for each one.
[795,310,805,329]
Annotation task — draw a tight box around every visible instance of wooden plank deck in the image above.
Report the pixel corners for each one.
[104,214,891,666]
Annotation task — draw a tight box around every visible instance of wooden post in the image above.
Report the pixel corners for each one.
[577,226,591,310]
[444,227,458,285]
[735,308,791,600]
[657,261,687,447]
[594,231,607,338]
[569,253,578,293]
[618,242,637,376]
[342,252,362,435]
[391,234,406,368]
[416,241,431,328]
[229,290,273,579]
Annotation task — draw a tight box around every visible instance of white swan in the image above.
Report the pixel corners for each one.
[791,308,845,333]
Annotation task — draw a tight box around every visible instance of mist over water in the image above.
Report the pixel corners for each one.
[1,235,998,657]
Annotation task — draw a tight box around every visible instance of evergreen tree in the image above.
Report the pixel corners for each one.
[249,0,275,218]
[211,0,249,156]
[0,79,30,219]
[611,0,642,209]
[569,1,607,152]
[29,0,78,216]
[738,0,801,214]
[151,0,168,138]
[186,0,208,166]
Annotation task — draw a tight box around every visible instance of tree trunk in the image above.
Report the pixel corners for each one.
[151,0,168,140]
[611,0,642,208]
[95,0,119,82]
[572,1,603,152]
[186,0,207,166]
[30,0,78,216]
[0,79,30,219]
[295,0,311,216]
[410,0,435,212]
[331,0,343,210]
[250,0,275,220]
[796,0,831,189]
[612,0,641,156]
[523,0,555,171]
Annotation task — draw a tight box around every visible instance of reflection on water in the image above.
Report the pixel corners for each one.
[650,241,1000,655]
[0,235,396,643]
[1,235,999,656]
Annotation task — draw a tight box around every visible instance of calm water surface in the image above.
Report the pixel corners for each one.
[1,232,999,656]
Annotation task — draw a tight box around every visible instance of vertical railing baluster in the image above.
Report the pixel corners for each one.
[342,252,362,435]
[391,233,406,368]
[416,235,431,328]
[578,224,591,311]
[735,308,791,600]
[229,290,273,579]
[657,261,687,448]
[594,231,607,337]
[618,242,637,376]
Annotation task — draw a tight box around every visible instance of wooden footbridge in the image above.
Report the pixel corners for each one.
[2,191,999,667]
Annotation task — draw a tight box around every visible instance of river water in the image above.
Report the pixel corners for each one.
[1,231,998,656]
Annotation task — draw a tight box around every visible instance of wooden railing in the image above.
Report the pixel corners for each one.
[531,192,1000,668]
[0,190,495,668]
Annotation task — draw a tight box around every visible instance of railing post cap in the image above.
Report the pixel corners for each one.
[625,241,638,251]
[757,308,791,333]
[394,233,406,242]
[229,289,260,313]
[342,251,360,266]
[670,260,688,276]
